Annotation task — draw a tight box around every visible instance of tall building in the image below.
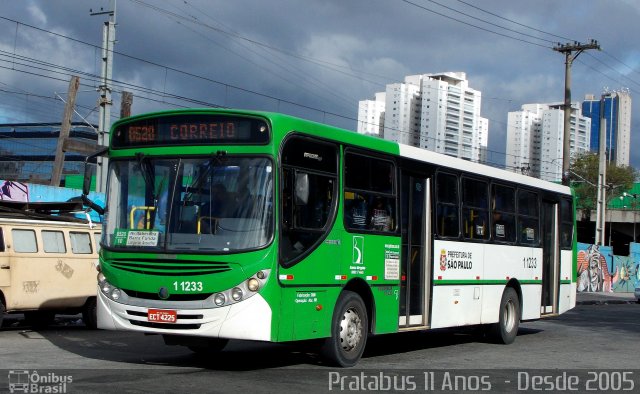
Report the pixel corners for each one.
[357,72,488,162]
[581,90,632,165]
[506,103,591,182]
[356,92,386,137]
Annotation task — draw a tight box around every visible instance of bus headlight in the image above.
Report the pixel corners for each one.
[231,287,243,301]
[111,288,121,300]
[101,282,113,294]
[214,293,226,306]
[247,278,260,292]
[206,269,270,308]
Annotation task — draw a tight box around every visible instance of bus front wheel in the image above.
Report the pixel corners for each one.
[321,290,368,367]
[488,287,520,344]
[82,298,98,329]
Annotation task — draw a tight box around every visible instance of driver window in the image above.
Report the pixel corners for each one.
[280,136,338,265]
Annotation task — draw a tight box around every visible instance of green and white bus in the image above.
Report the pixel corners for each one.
[86,108,576,367]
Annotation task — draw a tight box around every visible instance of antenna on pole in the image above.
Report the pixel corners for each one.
[90,0,116,194]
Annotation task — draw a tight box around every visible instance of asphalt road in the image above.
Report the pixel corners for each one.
[0,303,638,393]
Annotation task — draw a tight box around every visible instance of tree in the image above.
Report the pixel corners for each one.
[569,152,637,211]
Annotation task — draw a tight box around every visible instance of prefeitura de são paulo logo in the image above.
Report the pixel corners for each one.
[439,249,447,271]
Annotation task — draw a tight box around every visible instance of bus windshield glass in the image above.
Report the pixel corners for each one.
[104,156,274,253]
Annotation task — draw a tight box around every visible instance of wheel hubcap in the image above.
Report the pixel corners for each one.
[503,299,516,332]
[339,307,363,352]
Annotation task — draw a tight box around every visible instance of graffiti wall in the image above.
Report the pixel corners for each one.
[577,242,640,293]
[0,180,104,223]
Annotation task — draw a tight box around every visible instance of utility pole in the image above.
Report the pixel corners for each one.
[553,40,600,186]
[51,76,80,187]
[91,0,116,193]
[120,91,133,118]
[595,95,607,246]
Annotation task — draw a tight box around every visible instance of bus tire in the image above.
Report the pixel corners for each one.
[489,287,520,344]
[24,311,55,328]
[187,339,229,354]
[82,298,98,330]
[321,290,368,367]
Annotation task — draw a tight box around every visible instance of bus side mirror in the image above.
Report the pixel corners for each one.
[81,147,108,216]
[83,147,108,196]
[294,173,309,205]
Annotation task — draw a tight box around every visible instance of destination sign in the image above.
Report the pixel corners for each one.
[112,114,270,148]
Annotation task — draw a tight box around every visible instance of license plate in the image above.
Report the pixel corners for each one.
[147,309,177,323]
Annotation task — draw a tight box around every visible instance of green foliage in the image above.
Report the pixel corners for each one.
[569,152,637,210]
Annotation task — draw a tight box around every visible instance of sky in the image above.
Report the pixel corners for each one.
[1,0,640,170]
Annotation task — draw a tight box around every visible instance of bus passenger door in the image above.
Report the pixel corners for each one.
[399,173,431,329]
[541,201,559,315]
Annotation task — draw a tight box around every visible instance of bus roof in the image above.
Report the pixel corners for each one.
[111,108,572,196]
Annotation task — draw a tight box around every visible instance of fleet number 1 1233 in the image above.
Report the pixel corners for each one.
[173,281,203,291]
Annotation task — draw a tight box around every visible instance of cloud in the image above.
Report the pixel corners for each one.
[1,0,639,168]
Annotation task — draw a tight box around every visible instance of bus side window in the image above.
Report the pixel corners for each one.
[492,184,516,243]
[462,178,489,240]
[435,172,459,238]
[280,136,338,265]
[343,152,396,233]
[0,227,4,252]
[560,198,573,249]
[517,190,539,245]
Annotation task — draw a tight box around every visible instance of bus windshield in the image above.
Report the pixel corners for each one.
[104,156,274,253]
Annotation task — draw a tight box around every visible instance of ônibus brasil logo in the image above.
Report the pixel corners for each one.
[8,370,72,393]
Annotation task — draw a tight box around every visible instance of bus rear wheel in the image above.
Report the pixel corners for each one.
[321,290,368,367]
[488,287,520,344]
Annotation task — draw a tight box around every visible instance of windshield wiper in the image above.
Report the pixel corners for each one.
[183,151,227,205]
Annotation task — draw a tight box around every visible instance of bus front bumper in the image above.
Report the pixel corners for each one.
[97,289,272,341]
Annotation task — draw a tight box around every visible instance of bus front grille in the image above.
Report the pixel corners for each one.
[109,258,231,276]
[122,289,213,301]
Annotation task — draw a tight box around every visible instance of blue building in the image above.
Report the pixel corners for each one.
[581,91,632,165]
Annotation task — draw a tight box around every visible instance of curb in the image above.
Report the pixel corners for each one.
[576,299,637,305]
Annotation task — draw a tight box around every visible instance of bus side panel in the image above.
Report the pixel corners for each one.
[278,286,335,341]
[558,249,575,313]
[431,240,484,329]
[430,285,482,329]
[370,284,400,334]
[340,231,400,335]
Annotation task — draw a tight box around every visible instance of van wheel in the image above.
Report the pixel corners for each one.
[0,299,5,328]
[24,311,55,328]
[321,290,368,367]
[489,287,520,344]
[82,298,98,329]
